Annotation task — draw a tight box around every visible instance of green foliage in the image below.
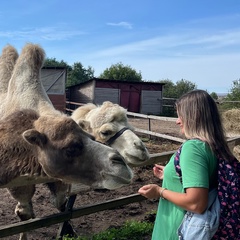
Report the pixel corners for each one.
[161,106,177,117]
[67,62,94,87]
[222,79,240,109]
[159,79,175,98]
[210,92,218,100]
[62,220,153,240]
[44,57,69,68]
[159,79,197,98]
[99,62,142,82]
[175,79,197,98]
[159,79,196,117]
[226,79,240,101]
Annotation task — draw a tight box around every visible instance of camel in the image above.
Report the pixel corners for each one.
[0,43,133,239]
[71,101,150,167]
[0,108,132,188]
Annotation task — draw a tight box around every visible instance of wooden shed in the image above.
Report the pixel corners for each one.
[66,78,165,115]
[41,67,67,112]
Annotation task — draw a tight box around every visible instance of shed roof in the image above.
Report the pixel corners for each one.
[67,77,165,89]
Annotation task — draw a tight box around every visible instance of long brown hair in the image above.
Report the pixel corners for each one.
[175,89,234,161]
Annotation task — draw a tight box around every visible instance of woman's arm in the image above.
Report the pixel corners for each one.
[138,185,208,214]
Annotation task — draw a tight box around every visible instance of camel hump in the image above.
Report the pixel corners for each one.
[0,44,18,63]
[0,44,19,92]
[19,43,46,70]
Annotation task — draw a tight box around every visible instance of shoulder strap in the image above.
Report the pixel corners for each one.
[174,145,183,183]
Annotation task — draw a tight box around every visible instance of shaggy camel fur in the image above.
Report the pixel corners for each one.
[0,44,58,118]
[0,45,18,99]
[72,101,150,167]
[0,43,133,240]
[0,109,132,187]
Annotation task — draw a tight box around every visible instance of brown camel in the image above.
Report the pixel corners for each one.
[0,43,133,240]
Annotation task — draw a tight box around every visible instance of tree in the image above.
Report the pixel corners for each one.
[224,79,240,108]
[67,62,94,87]
[99,62,142,82]
[159,79,197,98]
[175,79,197,98]
[210,92,218,100]
[226,79,240,100]
[159,79,176,98]
[44,58,69,68]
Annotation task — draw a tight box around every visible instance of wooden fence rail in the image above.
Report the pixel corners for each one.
[0,194,145,238]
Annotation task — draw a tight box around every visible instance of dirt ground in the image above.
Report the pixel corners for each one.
[0,118,238,240]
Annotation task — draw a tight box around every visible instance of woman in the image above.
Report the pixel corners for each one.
[138,89,234,240]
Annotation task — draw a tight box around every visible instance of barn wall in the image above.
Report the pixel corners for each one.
[66,79,165,115]
[48,94,66,112]
[141,90,162,115]
[41,68,66,94]
[94,88,120,104]
[94,80,164,113]
[41,68,66,111]
[67,81,94,103]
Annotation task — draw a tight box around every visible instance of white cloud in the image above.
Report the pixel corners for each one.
[85,27,240,61]
[0,26,86,41]
[107,21,133,29]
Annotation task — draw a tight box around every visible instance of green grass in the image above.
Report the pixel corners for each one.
[63,220,154,240]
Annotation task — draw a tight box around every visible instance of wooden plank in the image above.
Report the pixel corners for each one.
[127,111,177,121]
[0,194,146,238]
[134,151,176,167]
[134,128,185,143]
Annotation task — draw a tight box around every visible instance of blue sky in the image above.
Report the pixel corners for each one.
[1,1,240,94]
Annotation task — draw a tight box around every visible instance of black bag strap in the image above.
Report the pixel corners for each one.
[174,145,183,184]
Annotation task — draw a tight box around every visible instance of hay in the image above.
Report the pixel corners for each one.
[222,109,240,134]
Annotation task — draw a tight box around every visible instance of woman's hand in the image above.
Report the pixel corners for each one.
[138,184,161,199]
[153,164,165,180]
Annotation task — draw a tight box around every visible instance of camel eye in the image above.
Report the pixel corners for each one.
[100,130,112,136]
[65,142,83,157]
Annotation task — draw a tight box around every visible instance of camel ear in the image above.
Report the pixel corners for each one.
[76,119,92,132]
[22,129,47,148]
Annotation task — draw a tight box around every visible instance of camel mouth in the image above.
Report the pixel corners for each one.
[91,171,133,190]
[124,151,150,166]
[104,172,133,185]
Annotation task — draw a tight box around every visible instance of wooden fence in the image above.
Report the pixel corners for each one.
[0,102,239,238]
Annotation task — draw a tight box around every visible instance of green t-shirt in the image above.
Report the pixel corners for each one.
[151,139,217,240]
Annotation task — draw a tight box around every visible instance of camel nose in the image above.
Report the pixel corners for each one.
[110,152,127,166]
[134,140,146,150]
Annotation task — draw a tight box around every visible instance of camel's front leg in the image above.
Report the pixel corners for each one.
[46,181,69,211]
[8,185,36,240]
[46,181,78,238]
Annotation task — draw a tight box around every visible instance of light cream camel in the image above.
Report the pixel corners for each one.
[0,43,133,240]
[71,101,150,167]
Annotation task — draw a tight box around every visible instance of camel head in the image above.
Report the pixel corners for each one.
[72,101,150,167]
[0,109,133,190]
